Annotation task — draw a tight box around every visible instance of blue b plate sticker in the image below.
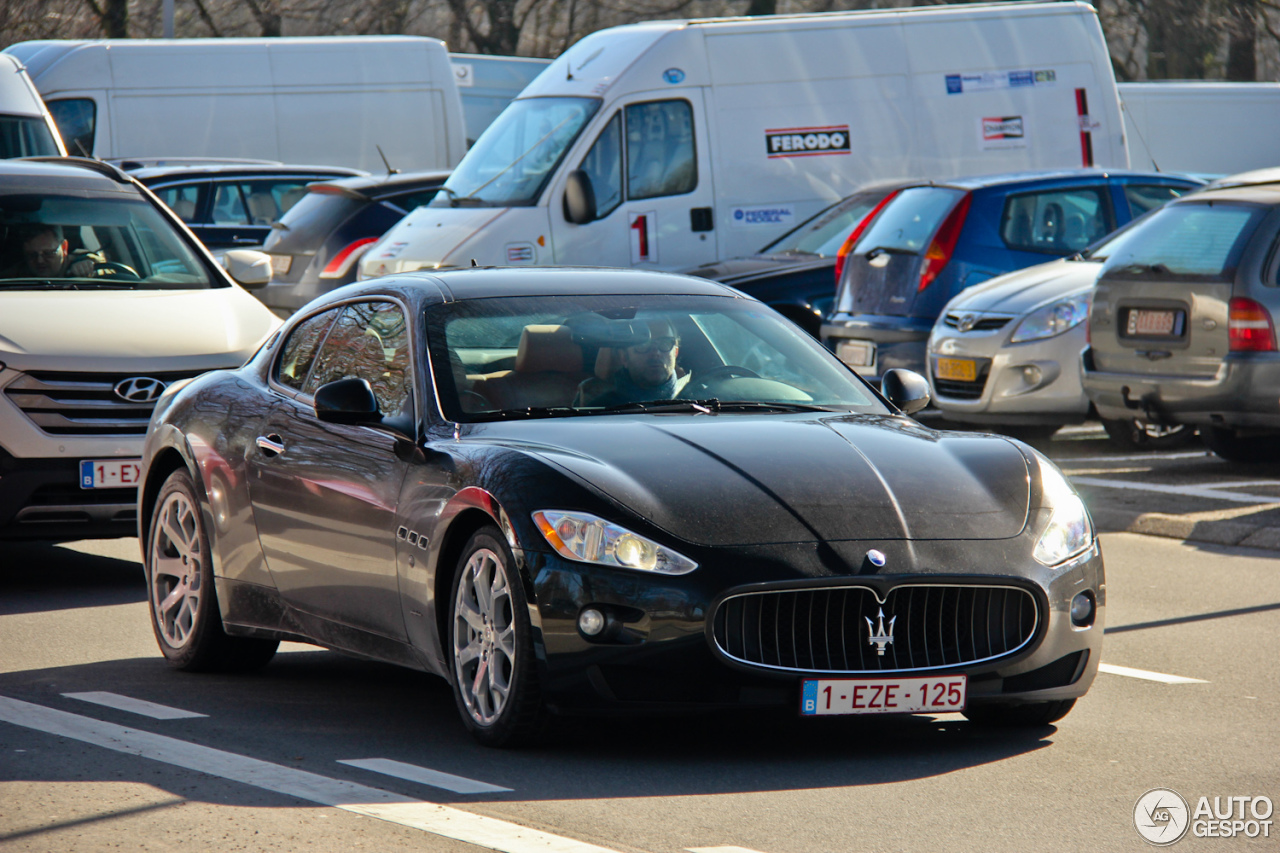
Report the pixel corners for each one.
[802,680,819,715]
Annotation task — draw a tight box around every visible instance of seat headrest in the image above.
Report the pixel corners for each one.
[515,325,583,374]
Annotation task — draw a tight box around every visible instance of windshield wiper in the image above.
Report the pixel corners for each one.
[708,400,838,413]
[864,246,916,260]
[1116,262,1174,276]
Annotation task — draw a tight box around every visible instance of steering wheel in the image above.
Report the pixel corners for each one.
[459,389,493,413]
[681,364,761,397]
[93,261,142,280]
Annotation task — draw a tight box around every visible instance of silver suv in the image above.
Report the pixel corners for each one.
[1081,181,1280,461]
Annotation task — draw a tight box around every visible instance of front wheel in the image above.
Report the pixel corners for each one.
[963,698,1076,727]
[1201,426,1280,463]
[449,526,546,748]
[147,468,277,671]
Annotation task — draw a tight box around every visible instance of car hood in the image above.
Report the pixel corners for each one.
[0,288,280,372]
[944,258,1102,316]
[685,253,831,284]
[359,206,507,276]
[478,414,1030,546]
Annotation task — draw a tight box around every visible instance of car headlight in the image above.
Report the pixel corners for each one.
[1009,293,1091,343]
[532,510,698,575]
[1032,454,1094,566]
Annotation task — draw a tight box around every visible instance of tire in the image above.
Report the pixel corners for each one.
[963,698,1076,727]
[1101,417,1196,451]
[146,468,278,672]
[1201,426,1280,463]
[449,526,547,748]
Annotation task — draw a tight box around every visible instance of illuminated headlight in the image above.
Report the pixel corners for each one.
[1010,293,1091,343]
[532,510,697,575]
[1032,454,1094,566]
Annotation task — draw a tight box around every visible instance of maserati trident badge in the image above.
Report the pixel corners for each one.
[866,607,896,656]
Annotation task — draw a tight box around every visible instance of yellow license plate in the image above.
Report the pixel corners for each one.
[935,357,977,382]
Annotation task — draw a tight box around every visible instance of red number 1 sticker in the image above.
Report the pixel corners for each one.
[629,211,657,265]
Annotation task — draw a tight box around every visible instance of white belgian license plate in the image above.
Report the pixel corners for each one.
[836,339,876,374]
[801,675,967,716]
[80,459,142,489]
[1128,309,1175,336]
[269,254,292,276]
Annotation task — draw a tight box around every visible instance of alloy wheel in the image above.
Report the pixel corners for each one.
[150,489,204,648]
[452,547,517,726]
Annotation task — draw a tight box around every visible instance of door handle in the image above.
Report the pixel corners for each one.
[256,434,285,457]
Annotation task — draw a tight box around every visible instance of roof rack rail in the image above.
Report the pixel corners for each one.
[19,156,132,184]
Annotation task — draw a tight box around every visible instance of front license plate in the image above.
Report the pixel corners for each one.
[934,357,977,382]
[1127,309,1176,336]
[80,459,142,489]
[836,339,876,374]
[801,675,967,716]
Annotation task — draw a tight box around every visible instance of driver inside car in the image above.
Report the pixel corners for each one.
[576,319,689,407]
[5,224,100,278]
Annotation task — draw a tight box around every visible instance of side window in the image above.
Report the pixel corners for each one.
[277,310,341,391]
[625,100,696,200]
[211,183,249,225]
[1125,184,1190,218]
[46,98,96,157]
[1000,187,1110,254]
[579,112,622,219]
[153,185,201,222]
[304,302,412,416]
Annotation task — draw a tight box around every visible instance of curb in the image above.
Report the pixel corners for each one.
[1090,507,1280,552]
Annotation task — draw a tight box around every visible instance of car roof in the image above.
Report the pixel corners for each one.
[0,157,138,193]
[1167,182,1280,205]
[1205,166,1280,190]
[303,170,453,199]
[901,168,1205,192]
[330,268,744,305]
[128,163,369,183]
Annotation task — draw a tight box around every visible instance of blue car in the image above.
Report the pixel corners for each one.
[821,169,1204,381]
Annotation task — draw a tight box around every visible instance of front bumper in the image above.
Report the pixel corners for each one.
[0,450,137,540]
[1081,347,1280,428]
[525,536,1105,715]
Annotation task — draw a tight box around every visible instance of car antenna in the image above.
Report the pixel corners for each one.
[471,259,478,267]
[376,145,400,175]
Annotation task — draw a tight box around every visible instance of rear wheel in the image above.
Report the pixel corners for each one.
[1101,417,1195,450]
[1201,426,1280,463]
[147,468,278,672]
[449,526,546,748]
[963,698,1076,727]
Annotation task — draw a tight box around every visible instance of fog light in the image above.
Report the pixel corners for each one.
[1022,365,1042,385]
[1070,592,1095,627]
[578,607,606,636]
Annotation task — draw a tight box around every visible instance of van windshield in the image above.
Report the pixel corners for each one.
[433,97,600,208]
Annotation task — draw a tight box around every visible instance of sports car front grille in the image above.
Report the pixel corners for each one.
[711,584,1039,674]
[3,370,203,436]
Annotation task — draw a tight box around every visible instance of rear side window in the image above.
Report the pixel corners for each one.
[1101,202,1265,281]
[1000,187,1109,254]
[1124,184,1191,218]
[152,184,201,222]
[854,187,964,255]
[46,98,95,157]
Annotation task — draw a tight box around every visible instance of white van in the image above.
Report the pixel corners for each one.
[1119,81,1280,175]
[0,53,66,158]
[3,37,466,173]
[359,0,1126,277]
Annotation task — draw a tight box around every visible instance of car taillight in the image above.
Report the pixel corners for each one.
[320,237,380,279]
[1228,297,1276,352]
[833,190,900,283]
[918,193,971,292]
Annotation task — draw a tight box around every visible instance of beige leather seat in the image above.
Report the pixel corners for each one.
[470,325,587,411]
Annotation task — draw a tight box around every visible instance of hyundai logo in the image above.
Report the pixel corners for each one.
[957,313,978,333]
[114,376,168,403]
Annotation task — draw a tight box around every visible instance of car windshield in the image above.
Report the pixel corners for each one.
[0,116,62,158]
[431,97,599,207]
[759,190,889,256]
[0,194,218,289]
[1098,200,1267,281]
[427,294,887,421]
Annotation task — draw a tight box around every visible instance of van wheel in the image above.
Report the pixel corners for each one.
[147,469,278,672]
[1201,426,1280,463]
[1101,418,1195,450]
[449,526,547,748]
[963,698,1076,726]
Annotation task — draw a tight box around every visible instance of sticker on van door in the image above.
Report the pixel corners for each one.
[731,206,796,228]
[946,69,1056,94]
[765,126,850,158]
[629,211,657,264]
[979,116,1027,150]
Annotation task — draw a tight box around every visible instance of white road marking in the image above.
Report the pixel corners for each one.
[1070,476,1280,505]
[0,695,621,853]
[687,848,770,853]
[338,758,512,794]
[1098,663,1208,684]
[1059,451,1207,463]
[62,692,207,720]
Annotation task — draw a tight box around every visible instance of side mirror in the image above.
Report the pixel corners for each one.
[881,368,931,415]
[314,377,381,425]
[221,249,271,288]
[563,169,597,225]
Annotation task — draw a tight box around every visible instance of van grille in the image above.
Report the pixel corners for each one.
[711,583,1039,674]
[3,370,203,436]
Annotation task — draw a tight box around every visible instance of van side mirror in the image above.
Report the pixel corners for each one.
[563,169,597,224]
[314,378,381,425]
[880,368,931,415]
[221,249,271,289]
